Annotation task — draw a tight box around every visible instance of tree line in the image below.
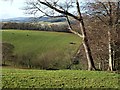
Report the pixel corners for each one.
[1,22,69,32]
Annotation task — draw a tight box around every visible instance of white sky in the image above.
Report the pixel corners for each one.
[0,0,34,19]
[0,0,91,19]
[0,0,86,19]
[0,0,117,19]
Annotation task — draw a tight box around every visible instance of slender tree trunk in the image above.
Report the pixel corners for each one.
[28,59,31,68]
[108,28,113,71]
[79,17,96,70]
[3,55,6,65]
[107,2,113,71]
[67,17,97,70]
[82,29,96,70]
[113,50,115,69]
[76,0,96,70]
[3,60,6,65]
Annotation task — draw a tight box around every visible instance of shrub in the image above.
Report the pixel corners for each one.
[11,50,73,70]
[2,42,14,65]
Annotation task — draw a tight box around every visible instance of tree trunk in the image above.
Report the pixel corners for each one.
[76,0,96,70]
[79,20,96,70]
[108,28,113,71]
[83,35,96,70]
[28,59,31,68]
[107,2,114,71]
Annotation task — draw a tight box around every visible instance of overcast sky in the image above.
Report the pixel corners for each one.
[0,0,90,19]
[0,0,95,19]
[0,0,81,19]
[0,0,34,19]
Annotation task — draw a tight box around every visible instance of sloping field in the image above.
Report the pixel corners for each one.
[2,30,81,69]
[2,30,81,55]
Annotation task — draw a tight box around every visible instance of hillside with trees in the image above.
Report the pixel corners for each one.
[1,0,120,89]
[2,0,120,71]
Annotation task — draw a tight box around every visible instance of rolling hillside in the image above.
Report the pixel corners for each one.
[1,17,66,23]
[2,30,82,69]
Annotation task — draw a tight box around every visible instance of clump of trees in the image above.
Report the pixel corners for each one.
[86,1,120,71]
[2,22,40,30]
[74,15,120,70]
[2,47,74,69]
[2,42,14,66]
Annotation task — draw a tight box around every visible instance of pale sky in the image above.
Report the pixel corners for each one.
[0,0,34,19]
[0,0,116,19]
[0,0,103,19]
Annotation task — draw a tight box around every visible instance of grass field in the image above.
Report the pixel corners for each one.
[2,68,119,88]
[2,30,120,89]
[2,30,82,69]
[2,30,81,55]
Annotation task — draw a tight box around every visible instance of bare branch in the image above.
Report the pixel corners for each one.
[66,15,83,38]
[115,1,120,24]
[99,2,110,16]
[33,2,65,17]
[96,15,108,26]
[108,2,113,26]
[76,0,81,19]
[37,0,81,21]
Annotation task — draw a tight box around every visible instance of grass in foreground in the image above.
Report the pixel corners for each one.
[2,68,119,88]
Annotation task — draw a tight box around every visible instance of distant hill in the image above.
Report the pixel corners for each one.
[1,17,66,23]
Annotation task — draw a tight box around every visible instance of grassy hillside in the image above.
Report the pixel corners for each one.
[2,68,119,88]
[2,30,81,69]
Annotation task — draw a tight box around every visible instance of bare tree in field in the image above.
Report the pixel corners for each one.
[24,0,97,70]
[86,0,120,71]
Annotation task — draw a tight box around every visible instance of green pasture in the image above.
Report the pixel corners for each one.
[2,30,82,69]
[2,30,81,55]
[2,68,119,88]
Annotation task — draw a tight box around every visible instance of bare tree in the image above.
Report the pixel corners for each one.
[86,0,120,71]
[24,0,97,70]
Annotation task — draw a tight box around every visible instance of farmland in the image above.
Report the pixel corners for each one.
[2,30,81,69]
[2,30,81,55]
[2,30,119,89]
[2,68,119,88]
